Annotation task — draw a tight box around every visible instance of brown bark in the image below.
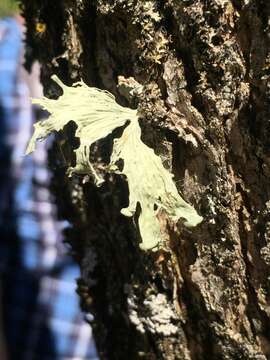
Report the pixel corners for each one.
[21,0,270,359]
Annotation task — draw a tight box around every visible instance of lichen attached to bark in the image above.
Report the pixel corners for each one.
[26,75,202,250]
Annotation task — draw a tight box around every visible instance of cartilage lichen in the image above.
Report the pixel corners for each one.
[27,75,202,250]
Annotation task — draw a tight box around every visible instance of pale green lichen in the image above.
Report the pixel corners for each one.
[27,75,136,185]
[27,76,202,250]
[111,119,202,249]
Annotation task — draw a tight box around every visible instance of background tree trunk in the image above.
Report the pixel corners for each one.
[21,0,270,359]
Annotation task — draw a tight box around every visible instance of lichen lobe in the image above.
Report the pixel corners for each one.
[27,76,202,250]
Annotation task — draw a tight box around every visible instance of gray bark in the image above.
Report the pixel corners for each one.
[21,0,270,359]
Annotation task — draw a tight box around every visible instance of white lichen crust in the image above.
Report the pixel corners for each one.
[128,292,179,336]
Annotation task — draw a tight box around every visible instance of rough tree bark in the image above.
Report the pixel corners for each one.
[21,0,270,359]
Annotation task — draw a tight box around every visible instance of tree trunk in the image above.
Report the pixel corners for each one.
[21,0,270,359]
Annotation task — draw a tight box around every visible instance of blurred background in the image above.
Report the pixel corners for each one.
[0,1,98,359]
[0,0,18,18]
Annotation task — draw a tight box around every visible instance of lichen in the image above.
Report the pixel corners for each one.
[127,292,179,336]
[27,75,202,250]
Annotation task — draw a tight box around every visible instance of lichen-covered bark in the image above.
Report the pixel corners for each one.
[21,0,270,359]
